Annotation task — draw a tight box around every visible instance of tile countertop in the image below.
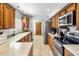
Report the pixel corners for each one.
[48,33,55,38]
[8,32,31,42]
[63,45,79,56]
[0,32,33,56]
[48,33,60,38]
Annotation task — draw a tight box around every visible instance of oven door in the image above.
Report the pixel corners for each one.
[53,39,64,56]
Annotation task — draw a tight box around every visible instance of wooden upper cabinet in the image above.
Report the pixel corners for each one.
[52,16,56,28]
[59,10,66,17]
[3,4,15,29]
[66,3,76,13]
[0,3,3,29]
[55,15,59,28]
[51,15,59,28]
[9,6,15,28]
[76,3,79,30]
[3,4,11,28]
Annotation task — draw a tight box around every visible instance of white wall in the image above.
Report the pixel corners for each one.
[0,10,24,35]
[29,17,45,35]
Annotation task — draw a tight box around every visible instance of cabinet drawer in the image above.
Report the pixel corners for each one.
[66,4,76,13]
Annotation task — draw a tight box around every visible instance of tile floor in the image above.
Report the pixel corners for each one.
[32,35,53,56]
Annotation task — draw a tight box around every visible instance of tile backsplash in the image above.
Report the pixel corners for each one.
[69,26,76,32]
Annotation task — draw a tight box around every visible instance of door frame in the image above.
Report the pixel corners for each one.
[35,22,42,35]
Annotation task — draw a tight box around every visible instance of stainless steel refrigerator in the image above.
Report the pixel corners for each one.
[45,21,51,44]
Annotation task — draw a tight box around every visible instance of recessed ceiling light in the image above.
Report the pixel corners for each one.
[47,9,50,11]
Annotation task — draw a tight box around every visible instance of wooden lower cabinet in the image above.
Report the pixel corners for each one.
[17,32,32,42]
[48,34,54,49]
[21,37,25,42]
[25,35,29,42]
[64,49,74,56]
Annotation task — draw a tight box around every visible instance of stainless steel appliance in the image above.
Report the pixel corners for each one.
[45,21,51,44]
[67,11,76,25]
[59,11,76,26]
[59,15,67,26]
[53,38,64,56]
[53,34,79,56]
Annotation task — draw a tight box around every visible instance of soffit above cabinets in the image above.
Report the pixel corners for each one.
[9,3,68,18]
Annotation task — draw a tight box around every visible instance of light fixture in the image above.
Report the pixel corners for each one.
[47,8,50,11]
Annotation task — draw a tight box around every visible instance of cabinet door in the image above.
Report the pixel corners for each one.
[0,3,3,29]
[21,37,25,42]
[3,4,11,28]
[48,34,52,48]
[66,4,76,13]
[55,15,59,28]
[52,15,59,28]
[25,35,28,42]
[76,3,79,30]
[64,49,74,56]
[28,32,32,42]
[59,10,66,17]
[10,7,15,28]
[51,16,56,28]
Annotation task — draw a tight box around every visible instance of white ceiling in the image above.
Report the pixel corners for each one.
[9,3,68,18]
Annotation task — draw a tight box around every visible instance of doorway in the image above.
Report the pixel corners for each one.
[36,22,41,35]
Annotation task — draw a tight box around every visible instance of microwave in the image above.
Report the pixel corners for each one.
[59,15,67,25]
[67,11,76,25]
[59,11,76,26]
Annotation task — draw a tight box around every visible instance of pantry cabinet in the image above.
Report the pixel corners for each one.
[0,3,3,29]
[3,4,15,29]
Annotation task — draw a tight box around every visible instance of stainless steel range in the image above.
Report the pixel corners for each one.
[53,37,64,56]
[53,32,79,56]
